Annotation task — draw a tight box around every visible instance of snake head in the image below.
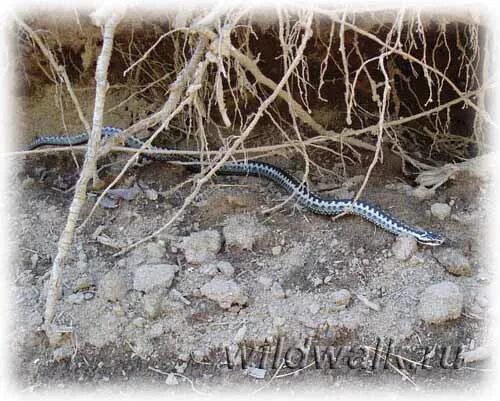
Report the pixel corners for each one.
[414,230,445,246]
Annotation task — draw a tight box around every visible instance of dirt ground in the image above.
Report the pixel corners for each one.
[7,13,493,394]
[8,120,492,394]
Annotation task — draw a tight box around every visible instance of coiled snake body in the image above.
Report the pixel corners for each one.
[27,127,445,246]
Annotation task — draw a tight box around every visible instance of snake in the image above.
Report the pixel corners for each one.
[27,126,445,246]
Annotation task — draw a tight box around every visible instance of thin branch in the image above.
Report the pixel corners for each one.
[43,11,123,325]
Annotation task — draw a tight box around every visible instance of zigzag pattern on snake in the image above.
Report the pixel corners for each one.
[27,126,445,246]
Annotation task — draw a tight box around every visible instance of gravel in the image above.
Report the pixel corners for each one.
[417,281,464,324]
[181,230,222,264]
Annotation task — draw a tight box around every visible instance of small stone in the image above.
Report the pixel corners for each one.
[73,276,94,292]
[83,292,95,301]
[143,291,163,319]
[434,248,472,276]
[223,214,269,250]
[271,246,282,256]
[133,264,179,293]
[181,230,222,265]
[22,177,36,188]
[146,242,166,261]
[392,236,418,261]
[308,302,320,314]
[412,186,435,200]
[417,281,464,324]
[258,275,273,289]
[100,270,128,301]
[30,253,39,269]
[165,373,179,386]
[149,322,164,337]
[431,203,452,220]
[271,282,285,299]
[144,188,158,201]
[216,261,234,276]
[331,289,351,306]
[67,293,85,305]
[132,317,146,327]
[200,278,248,309]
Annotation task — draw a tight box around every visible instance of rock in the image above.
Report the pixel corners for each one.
[73,275,94,292]
[417,281,464,324]
[271,246,282,256]
[200,278,248,309]
[270,282,285,299]
[143,291,163,319]
[165,373,179,386]
[258,275,273,289]
[144,188,158,201]
[331,289,351,306]
[145,241,166,261]
[132,317,146,327]
[308,302,320,314]
[100,270,128,301]
[181,230,222,264]
[67,293,85,305]
[223,214,268,250]
[133,264,179,293]
[412,186,435,200]
[392,236,418,261]
[216,261,235,276]
[434,248,472,276]
[431,203,451,220]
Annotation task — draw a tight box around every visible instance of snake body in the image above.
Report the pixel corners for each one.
[27,126,445,246]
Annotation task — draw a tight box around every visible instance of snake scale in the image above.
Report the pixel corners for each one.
[27,126,445,246]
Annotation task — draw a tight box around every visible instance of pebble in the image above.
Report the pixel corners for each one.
[434,248,472,276]
[200,278,248,309]
[431,203,452,220]
[132,317,146,327]
[412,186,435,200]
[133,264,179,293]
[181,230,222,264]
[331,289,351,306]
[258,275,273,289]
[144,188,158,201]
[73,275,94,293]
[143,291,163,319]
[83,292,95,301]
[223,214,269,250]
[392,236,418,261]
[67,293,85,305]
[165,373,179,386]
[100,270,128,301]
[145,242,166,261]
[308,302,320,314]
[271,282,286,299]
[216,261,235,276]
[271,246,282,256]
[417,281,464,324]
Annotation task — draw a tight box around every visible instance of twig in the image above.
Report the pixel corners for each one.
[43,10,123,325]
